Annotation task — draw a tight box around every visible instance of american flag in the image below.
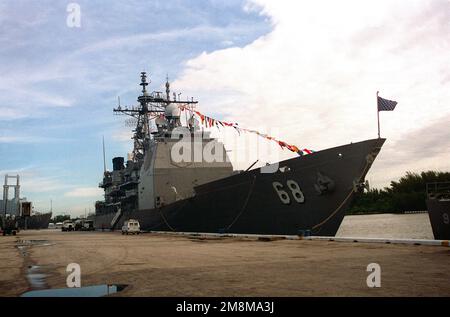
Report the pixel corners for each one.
[377,96,397,111]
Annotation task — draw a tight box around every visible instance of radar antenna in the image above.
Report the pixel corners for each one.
[113,72,198,163]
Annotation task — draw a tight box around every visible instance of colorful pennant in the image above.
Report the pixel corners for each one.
[179,106,314,156]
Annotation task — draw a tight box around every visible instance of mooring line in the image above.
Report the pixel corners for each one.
[225,175,257,231]
[311,158,372,233]
[158,200,188,232]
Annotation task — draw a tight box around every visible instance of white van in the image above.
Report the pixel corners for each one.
[121,219,140,235]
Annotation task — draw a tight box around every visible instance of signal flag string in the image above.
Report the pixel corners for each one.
[178,105,314,156]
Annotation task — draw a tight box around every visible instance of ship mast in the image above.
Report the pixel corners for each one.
[113,72,198,163]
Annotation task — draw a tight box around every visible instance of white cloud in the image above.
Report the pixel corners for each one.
[0,71,75,120]
[0,21,266,121]
[0,135,67,143]
[111,127,133,143]
[0,136,26,143]
[23,177,66,193]
[73,25,249,55]
[368,114,450,187]
[173,0,450,187]
[64,187,103,198]
[0,108,34,121]
[20,175,70,194]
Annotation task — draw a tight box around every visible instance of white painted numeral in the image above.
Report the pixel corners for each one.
[272,180,305,205]
[272,182,290,204]
[287,180,305,203]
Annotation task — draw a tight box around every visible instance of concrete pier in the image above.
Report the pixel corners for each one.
[1,230,449,297]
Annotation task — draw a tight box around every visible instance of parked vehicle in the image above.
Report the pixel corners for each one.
[55,222,63,229]
[1,216,19,236]
[74,219,95,231]
[62,220,74,232]
[81,220,95,231]
[121,219,140,235]
[48,223,55,229]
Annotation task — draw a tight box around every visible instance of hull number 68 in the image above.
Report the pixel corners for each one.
[272,180,305,204]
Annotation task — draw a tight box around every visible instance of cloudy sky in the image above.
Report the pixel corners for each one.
[0,0,449,217]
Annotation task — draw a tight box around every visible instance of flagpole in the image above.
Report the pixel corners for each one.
[376,91,380,139]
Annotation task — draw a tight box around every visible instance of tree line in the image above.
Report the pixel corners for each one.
[347,171,450,214]
[51,214,71,223]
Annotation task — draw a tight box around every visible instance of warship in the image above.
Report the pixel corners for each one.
[93,72,385,236]
[426,182,450,240]
[17,212,52,230]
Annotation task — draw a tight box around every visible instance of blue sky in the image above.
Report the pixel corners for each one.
[1,0,449,217]
[0,0,271,215]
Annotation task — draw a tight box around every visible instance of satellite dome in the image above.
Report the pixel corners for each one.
[165,103,181,118]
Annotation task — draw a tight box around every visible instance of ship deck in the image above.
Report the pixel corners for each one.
[1,229,449,296]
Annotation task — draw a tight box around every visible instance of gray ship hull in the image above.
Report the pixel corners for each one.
[94,138,385,236]
[18,212,52,230]
[426,199,450,240]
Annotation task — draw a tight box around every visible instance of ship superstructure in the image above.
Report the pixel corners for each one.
[96,73,233,229]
